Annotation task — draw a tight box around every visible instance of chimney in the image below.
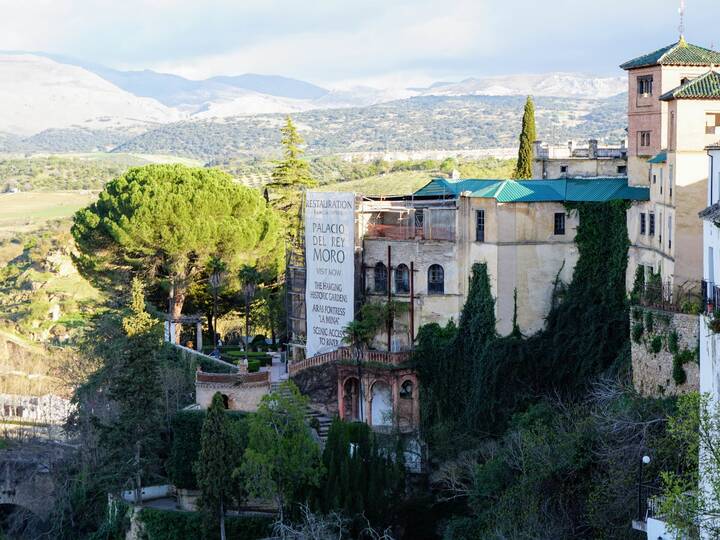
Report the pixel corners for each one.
[588,139,598,159]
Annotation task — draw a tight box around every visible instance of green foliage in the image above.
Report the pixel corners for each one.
[72,164,283,317]
[137,508,272,540]
[671,349,694,386]
[644,310,654,333]
[195,392,242,537]
[512,96,536,179]
[168,409,247,490]
[318,419,405,527]
[650,335,663,354]
[632,322,644,343]
[668,331,679,354]
[238,381,323,518]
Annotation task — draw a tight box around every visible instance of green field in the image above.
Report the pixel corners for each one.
[319,170,434,196]
[0,191,96,239]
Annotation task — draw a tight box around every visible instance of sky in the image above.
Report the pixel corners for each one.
[2,0,720,88]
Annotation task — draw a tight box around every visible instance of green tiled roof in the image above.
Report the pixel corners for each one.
[413,177,649,203]
[620,38,720,70]
[660,70,720,100]
[648,151,667,164]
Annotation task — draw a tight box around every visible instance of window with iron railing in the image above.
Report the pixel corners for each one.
[476,210,485,242]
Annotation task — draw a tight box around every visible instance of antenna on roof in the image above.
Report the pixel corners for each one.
[678,0,686,40]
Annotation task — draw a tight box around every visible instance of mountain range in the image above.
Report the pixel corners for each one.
[0,52,627,140]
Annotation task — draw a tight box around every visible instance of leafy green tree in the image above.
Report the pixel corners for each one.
[267,116,318,240]
[513,96,536,179]
[238,381,323,521]
[194,392,236,540]
[72,164,282,335]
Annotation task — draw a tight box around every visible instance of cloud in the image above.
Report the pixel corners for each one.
[1,0,720,86]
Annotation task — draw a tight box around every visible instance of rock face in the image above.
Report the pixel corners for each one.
[631,308,700,397]
[291,363,338,417]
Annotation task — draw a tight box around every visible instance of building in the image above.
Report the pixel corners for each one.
[359,176,648,342]
[532,139,627,179]
[622,38,720,297]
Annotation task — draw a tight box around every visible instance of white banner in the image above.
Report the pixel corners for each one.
[305,191,355,358]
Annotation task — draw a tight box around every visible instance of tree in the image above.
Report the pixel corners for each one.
[105,278,164,504]
[513,96,536,179]
[195,392,236,540]
[72,164,282,339]
[239,381,323,522]
[267,117,318,240]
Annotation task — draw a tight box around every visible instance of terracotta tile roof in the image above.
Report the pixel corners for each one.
[620,38,720,70]
[660,71,720,101]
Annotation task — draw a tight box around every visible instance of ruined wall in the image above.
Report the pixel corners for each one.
[631,307,699,396]
[195,380,269,412]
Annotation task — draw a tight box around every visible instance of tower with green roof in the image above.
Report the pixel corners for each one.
[621,35,720,311]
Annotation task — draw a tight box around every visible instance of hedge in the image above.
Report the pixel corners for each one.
[168,410,248,490]
[138,508,272,540]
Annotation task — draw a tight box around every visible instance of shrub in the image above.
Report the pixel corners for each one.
[632,307,643,321]
[681,300,701,315]
[137,508,271,540]
[672,356,687,385]
[668,331,679,354]
[650,335,663,354]
[168,410,247,490]
[247,359,260,372]
[644,311,654,334]
[632,323,644,344]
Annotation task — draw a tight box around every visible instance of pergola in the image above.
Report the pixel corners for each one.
[165,314,205,351]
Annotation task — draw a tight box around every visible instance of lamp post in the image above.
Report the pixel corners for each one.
[209,271,222,347]
[638,454,651,521]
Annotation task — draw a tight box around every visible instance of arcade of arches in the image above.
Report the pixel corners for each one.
[337,366,419,432]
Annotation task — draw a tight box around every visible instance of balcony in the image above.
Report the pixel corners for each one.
[365,223,455,241]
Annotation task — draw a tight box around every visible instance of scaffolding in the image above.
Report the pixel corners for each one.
[285,192,307,361]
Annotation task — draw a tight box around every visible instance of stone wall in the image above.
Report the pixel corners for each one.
[291,363,338,416]
[631,307,699,396]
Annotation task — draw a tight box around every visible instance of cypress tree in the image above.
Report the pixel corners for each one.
[513,96,536,179]
[195,392,235,540]
[268,116,318,241]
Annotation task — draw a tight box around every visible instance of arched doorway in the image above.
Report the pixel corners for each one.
[343,378,361,421]
[370,381,392,426]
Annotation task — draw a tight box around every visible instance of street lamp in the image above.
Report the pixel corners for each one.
[638,455,651,521]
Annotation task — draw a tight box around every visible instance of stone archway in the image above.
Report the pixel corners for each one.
[370,381,392,426]
[342,377,361,421]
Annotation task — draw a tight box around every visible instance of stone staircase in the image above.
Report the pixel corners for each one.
[270,381,333,445]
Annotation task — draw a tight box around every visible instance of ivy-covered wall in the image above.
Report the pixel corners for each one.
[134,508,271,540]
[630,306,699,396]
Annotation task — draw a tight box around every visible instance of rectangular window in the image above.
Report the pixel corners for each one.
[649,213,655,236]
[640,213,646,235]
[639,131,651,147]
[617,165,627,174]
[560,165,568,174]
[659,211,663,244]
[637,75,653,96]
[554,213,566,235]
[706,113,720,135]
[668,215,672,250]
[652,174,657,184]
[476,210,485,242]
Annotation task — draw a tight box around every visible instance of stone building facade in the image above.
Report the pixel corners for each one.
[358,177,648,345]
[532,139,627,180]
[622,38,720,297]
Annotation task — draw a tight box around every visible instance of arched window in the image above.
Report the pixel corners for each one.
[374,262,387,293]
[428,264,444,294]
[400,380,413,399]
[395,263,410,293]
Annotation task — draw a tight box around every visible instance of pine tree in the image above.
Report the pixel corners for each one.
[195,392,235,540]
[513,96,536,179]
[267,116,318,241]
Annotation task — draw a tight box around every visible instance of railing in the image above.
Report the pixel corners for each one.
[635,280,701,314]
[365,223,455,242]
[195,369,269,385]
[637,483,664,522]
[289,347,412,376]
[170,343,239,371]
[702,280,720,312]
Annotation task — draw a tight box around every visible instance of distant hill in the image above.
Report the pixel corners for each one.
[111,93,628,160]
